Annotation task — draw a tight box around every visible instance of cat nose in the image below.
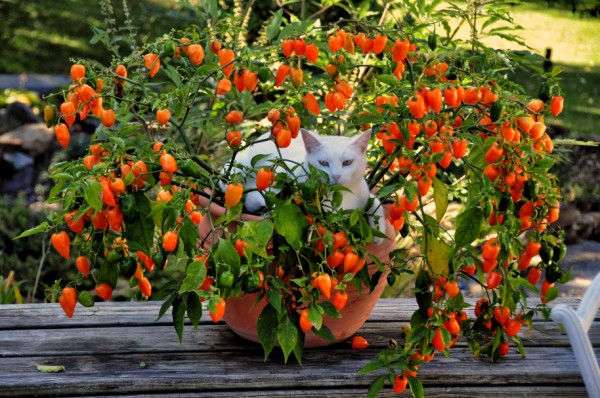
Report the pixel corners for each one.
[332,174,341,182]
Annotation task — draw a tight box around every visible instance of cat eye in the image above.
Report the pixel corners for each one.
[319,160,329,167]
[342,160,353,166]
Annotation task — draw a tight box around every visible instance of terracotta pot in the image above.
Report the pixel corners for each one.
[197,192,397,347]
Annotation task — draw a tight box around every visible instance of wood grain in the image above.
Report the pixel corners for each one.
[0,298,595,397]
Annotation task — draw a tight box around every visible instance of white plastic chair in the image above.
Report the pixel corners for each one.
[551,272,600,398]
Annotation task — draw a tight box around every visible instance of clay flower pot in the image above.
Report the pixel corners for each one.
[196,193,397,347]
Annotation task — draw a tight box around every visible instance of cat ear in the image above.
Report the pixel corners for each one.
[352,129,372,154]
[301,128,321,154]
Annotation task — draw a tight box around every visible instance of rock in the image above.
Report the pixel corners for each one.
[557,204,582,243]
[556,202,600,244]
[551,130,600,212]
[0,102,43,134]
[0,123,55,157]
[0,151,35,198]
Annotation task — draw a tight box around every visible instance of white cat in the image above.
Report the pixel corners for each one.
[224,128,387,243]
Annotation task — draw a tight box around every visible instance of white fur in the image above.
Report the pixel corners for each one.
[224,128,386,243]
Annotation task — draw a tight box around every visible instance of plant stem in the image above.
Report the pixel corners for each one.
[31,238,49,303]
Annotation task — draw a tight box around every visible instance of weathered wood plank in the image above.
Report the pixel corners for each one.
[0,297,590,329]
[1,319,597,358]
[0,346,593,397]
[0,298,596,397]
[44,385,590,398]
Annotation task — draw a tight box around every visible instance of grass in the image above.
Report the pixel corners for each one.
[511,63,600,136]
[491,1,600,136]
[480,1,600,67]
[449,0,600,136]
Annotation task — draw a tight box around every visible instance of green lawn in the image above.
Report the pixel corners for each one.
[494,1,600,136]
[450,0,600,136]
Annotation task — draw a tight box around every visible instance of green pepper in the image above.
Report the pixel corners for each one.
[538,81,551,102]
[490,101,504,122]
[219,270,235,288]
[180,159,203,179]
[545,263,563,283]
[523,180,538,200]
[258,66,271,83]
[106,247,124,263]
[427,33,438,51]
[245,273,262,293]
[539,245,554,263]
[120,194,136,219]
[152,251,166,269]
[163,40,177,58]
[120,257,137,279]
[77,291,95,307]
[553,243,567,262]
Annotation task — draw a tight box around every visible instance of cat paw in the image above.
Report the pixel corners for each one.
[372,235,384,245]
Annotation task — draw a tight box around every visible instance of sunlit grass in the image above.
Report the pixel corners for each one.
[445,1,600,136]
[482,6,600,67]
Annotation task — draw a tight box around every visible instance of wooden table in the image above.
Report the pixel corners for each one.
[0,298,597,397]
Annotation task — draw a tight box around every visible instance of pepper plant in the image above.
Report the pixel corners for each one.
[20,1,571,396]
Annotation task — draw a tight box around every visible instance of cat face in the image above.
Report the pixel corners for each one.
[301,129,371,186]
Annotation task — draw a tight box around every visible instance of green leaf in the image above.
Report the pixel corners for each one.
[424,232,451,276]
[367,376,385,398]
[163,64,182,87]
[349,209,361,227]
[180,218,199,257]
[544,286,559,303]
[277,315,298,363]
[376,74,399,86]
[83,180,103,211]
[257,304,278,360]
[278,20,311,40]
[49,172,74,181]
[48,179,67,202]
[97,262,119,288]
[407,324,428,344]
[308,305,323,330]
[408,375,425,398]
[14,222,49,239]
[267,288,283,314]
[319,301,341,319]
[432,177,449,222]
[206,0,219,20]
[124,193,155,253]
[513,335,526,357]
[267,9,283,41]
[291,334,304,366]
[240,219,274,258]
[250,154,272,167]
[214,238,241,277]
[311,324,336,342]
[35,364,65,373]
[358,359,385,374]
[157,293,177,320]
[454,207,483,249]
[273,200,307,250]
[172,298,186,344]
[179,261,207,294]
[186,293,202,329]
